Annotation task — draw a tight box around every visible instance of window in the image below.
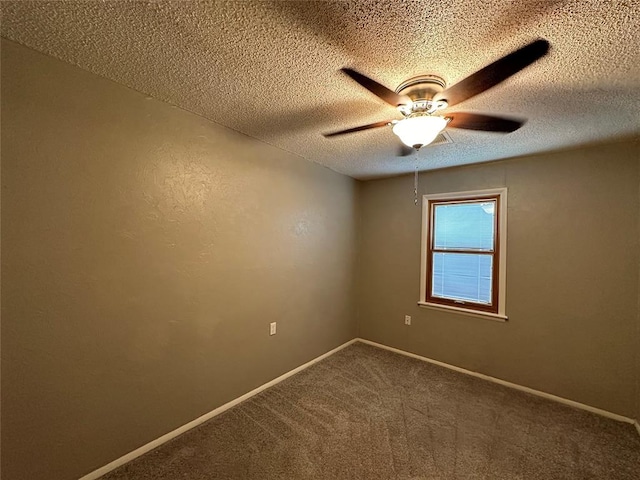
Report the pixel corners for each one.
[419,188,507,320]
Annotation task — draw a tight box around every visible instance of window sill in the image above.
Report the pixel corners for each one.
[417,302,508,322]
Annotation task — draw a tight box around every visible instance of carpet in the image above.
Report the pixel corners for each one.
[101,342,640,479]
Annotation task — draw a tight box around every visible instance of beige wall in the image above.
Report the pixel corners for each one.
[357,139,640,418]
[637,162,640,425]
[2,36,640,480]
[0,39,358,480]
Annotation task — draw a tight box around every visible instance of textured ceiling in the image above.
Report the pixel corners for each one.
[1,0,639,179]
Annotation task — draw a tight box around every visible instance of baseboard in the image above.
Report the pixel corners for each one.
[77,335,640,479]
[78,338,358,480]
[356,338,636,425]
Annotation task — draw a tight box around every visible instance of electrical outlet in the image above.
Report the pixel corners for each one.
[270,322,277,336]
[404,315,411,326]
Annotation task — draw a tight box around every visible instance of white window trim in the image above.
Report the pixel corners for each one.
[418,188,508,321]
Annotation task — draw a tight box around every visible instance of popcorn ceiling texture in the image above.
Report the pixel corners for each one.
[1,0,639,179]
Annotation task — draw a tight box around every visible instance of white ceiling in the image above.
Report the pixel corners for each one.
[2,0,639,179]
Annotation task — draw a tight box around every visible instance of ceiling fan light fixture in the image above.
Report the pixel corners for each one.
[392,114,448,149]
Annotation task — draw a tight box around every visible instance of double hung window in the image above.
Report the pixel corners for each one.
[420,188,507,320]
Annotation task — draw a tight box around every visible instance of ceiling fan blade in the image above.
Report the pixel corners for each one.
[446,113,524,132]
[323,120,394,137]
[342,68,411,106]
[398,144,414,156]
[435,39,550,107]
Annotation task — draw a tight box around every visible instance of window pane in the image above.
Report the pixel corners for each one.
[433,201,495,250]
[432,253,492,304]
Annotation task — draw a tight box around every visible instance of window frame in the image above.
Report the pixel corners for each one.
[419,188,508,321]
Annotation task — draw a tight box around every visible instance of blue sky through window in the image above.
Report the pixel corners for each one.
[434,202,495,251]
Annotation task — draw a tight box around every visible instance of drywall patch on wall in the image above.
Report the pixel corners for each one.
[1,39,358,480]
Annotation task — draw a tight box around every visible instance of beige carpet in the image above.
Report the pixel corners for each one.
[101,342,640,479]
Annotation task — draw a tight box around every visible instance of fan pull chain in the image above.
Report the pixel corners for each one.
[414,166,418,205]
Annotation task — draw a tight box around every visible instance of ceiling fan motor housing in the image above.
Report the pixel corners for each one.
[396,75,448,115]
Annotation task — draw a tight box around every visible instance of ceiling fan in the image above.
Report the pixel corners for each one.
[324,39,550,151]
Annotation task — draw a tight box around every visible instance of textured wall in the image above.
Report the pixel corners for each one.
[637,155,640,426]
[1,39,358,480]
[357,139,640,418]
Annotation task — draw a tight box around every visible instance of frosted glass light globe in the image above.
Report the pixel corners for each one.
[392,115,448,149]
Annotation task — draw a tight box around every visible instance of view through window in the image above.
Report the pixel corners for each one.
[421,189,507,318]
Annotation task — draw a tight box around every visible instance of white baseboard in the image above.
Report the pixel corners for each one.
[79,335,639,479]
[78,338,358,480]
[356,338,636,425]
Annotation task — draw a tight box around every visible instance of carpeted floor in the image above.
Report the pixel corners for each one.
[101,342,640,479]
